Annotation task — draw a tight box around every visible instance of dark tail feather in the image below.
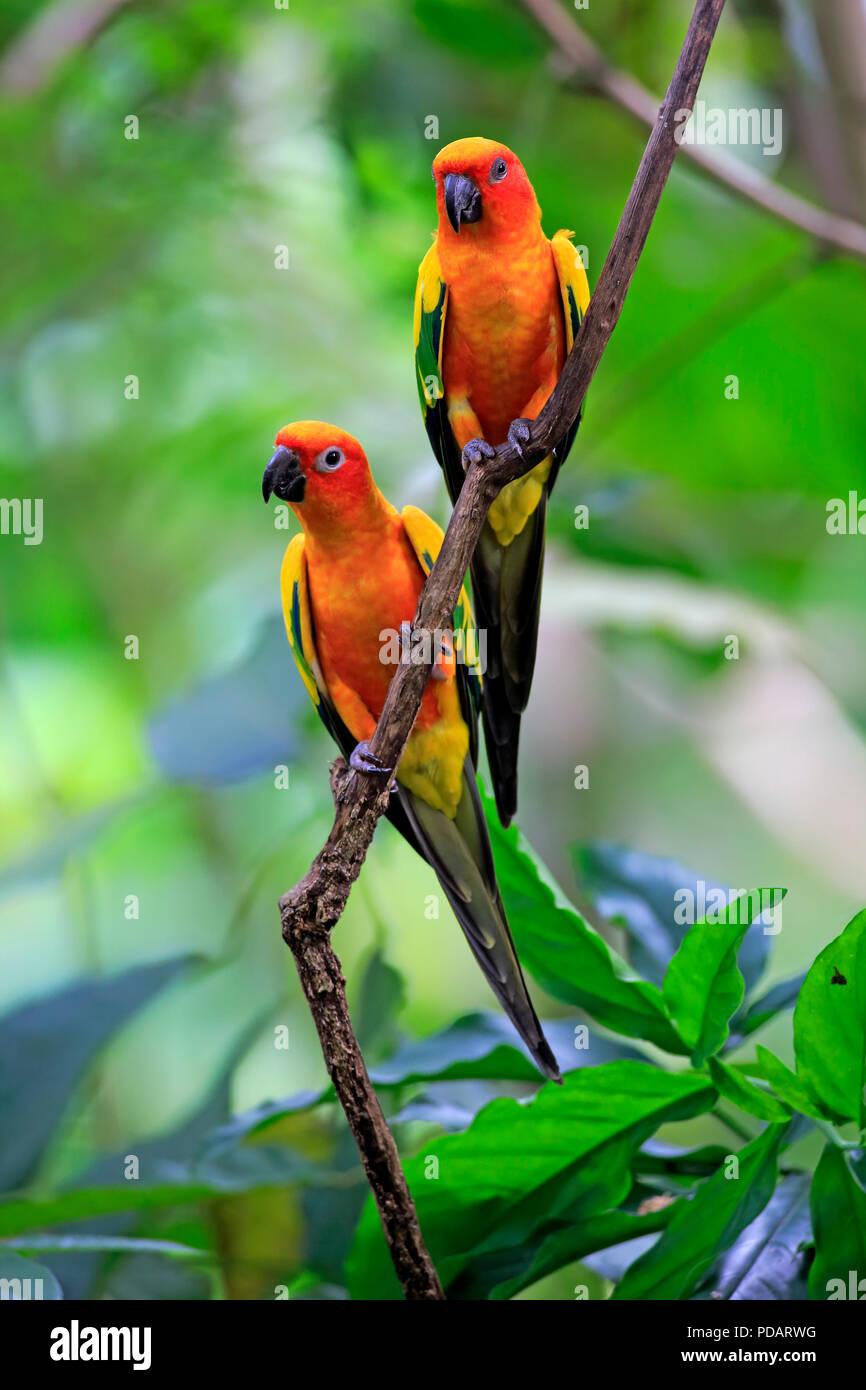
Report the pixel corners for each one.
[480,703,520,830]
[395,763,561,1084]
[471,497,549,828]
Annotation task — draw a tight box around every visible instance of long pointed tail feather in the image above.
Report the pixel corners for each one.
[395,762,561,1083]
[470,497,548,827]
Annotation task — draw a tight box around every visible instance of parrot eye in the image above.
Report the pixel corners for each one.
[315,447,345,473]
[489,157,508,183]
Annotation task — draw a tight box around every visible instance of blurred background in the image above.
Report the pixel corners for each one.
[1,0,865,1299]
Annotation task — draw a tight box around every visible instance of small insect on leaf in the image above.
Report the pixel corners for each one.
[831,967,847,985]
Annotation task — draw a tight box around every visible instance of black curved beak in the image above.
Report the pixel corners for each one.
[444,172,481,233]
[262,445,306,503]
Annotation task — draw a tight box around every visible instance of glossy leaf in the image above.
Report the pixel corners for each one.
[708,1057,791,1124]
[485,805,686,1053]
[347,1061,715,1299]
[463,1205,675,1301]
[662,894,784,1066]
[753,1045,828,1123]
[577,843,772,995]
[809,1143,866,1300]
[692,1173,811,1301]
[793,910,866,1128]
[612,1124,787,1300]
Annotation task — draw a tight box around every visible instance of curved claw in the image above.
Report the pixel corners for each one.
[461,437,496,470]
[507,418,533,458]
[349,740,393,775]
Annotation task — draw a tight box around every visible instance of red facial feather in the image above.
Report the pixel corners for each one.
[432,136,540,243]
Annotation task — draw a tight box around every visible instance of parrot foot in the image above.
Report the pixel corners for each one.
[349,741,393,775]
[507,418,533,458]
[462,437,496,469]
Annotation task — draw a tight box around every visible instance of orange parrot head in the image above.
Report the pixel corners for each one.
[432,137,540,241]
[262,421,376,530]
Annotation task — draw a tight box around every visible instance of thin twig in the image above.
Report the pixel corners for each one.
[280,0,727,1302]
[518,0,866,264]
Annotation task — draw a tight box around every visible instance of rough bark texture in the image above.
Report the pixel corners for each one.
[280,0,728,1303]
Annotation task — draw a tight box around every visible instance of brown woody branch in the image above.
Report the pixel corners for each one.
[518,0,866,264]
[279,0,727,1302]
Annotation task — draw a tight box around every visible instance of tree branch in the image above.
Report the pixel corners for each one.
[518,0,866,264]
[279,0,727,1301]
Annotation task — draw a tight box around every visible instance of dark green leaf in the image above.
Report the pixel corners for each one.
[612,1123,787,1300]
[809,1143,866,1300]
[347,1061,715,1299]
[692,1173,811,1300]
[485,806,686,1053]
[577,843,772,995]
[733,973,806,1038]
[354,948,406,1063]
[462,1205,675,1301]
[0,956,196,1192]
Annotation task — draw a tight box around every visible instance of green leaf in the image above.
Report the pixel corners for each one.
[346,1060,715,1299]
[708,1057,791,1123]
[0,1234,206,1261]
[576,843,772,995]
[0,1185,220,1241]
[0,1154,327,1240]
[201,1014,640,1156]
[793,910,866,1128]
[354,948,406,1063]
[0,956,196,1192]
[733,973,806,1038]
[612,1123,787,1300]
[754,1045,828,1122]
[809,1143,866,1300]
[662,893,784,1065]
[485,804,686,1053]
[0,1251,63,1300]
[693,1173,811,1300]
[458,1205,675,1301]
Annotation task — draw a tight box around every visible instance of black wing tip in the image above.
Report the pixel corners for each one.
[535,1038,563,1084]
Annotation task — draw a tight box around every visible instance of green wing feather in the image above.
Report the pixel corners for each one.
[549,230,590,484]
[413,244,464,503]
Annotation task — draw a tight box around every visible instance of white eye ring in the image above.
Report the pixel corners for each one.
[315,446,345,473]
[489,157,508,183]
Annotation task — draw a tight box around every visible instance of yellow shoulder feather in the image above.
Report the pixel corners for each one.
[551,229,591,351]
[279,533,320,706]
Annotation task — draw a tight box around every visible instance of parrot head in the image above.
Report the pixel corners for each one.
[432,137,540,239]
[262,421,376,530]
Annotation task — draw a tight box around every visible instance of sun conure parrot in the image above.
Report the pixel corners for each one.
[262,420,560,1082]
[414,136,590,827]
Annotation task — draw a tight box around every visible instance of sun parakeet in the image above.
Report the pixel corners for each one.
[262,420,560,1082]
[414,136,590,826]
